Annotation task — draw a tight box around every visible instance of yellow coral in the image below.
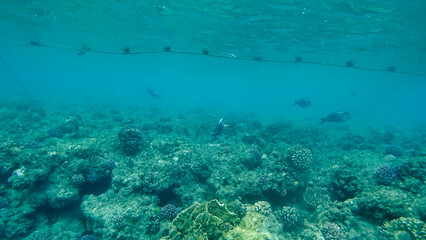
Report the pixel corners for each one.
[381,217,426,240]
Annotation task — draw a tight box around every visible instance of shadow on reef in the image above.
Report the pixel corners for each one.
[0,101,425,239]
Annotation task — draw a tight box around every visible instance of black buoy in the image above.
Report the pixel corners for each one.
[164,46,171,52]
[387,66,395,72]
[123,47,130,54]
[295,56,302,62]
[78,46,90,55]
[254,56,262,61]
[202,49,209,55]
[346,61,354,67]
[30,41,40,46]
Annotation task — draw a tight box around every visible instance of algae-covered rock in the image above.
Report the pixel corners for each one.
[354,188,414,222]
[81,189,158,239]
[23,216,84,240]
[380,217,426,240]
[46,184,79,210]
[1,203,36,238]
[161,199,239,240]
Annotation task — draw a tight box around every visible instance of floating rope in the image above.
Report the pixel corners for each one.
[0,56,34,103]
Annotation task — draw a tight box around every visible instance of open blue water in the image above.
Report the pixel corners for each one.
[2,46,425,128]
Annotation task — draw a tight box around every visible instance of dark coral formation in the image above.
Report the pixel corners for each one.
[287,144,313,169]
[303,186,330,208]
[329,164,360,201]
[374,165,398,185]
[158,204,179,220]
[274,206,300,229]
[118,124,144,156]
[321,222,347,240]
[385,144,403,157]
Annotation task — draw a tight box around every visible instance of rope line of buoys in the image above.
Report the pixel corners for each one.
[1,41,425,76]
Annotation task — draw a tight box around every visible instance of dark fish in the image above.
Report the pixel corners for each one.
[211,117,227,141]
[146,88,160,99]
[294,98,311,108]
[320,111,351,124]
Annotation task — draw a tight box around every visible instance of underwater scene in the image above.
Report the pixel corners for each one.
[1,0,426,239]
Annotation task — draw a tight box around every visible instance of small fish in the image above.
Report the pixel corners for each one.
[320,111,351,124]
[146,88,160,99]
[294,98,311,108]
[211,117,228,141]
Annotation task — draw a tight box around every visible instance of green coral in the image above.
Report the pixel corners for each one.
[162,200,284,240]
[380,217,426,240]
[161,199,239,240]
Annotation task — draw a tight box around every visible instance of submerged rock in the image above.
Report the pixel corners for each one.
[385,144,403,157]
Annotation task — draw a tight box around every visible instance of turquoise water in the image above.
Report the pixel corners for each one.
[0,1,426,240]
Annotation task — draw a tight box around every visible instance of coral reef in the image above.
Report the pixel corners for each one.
[0,101,424,240]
